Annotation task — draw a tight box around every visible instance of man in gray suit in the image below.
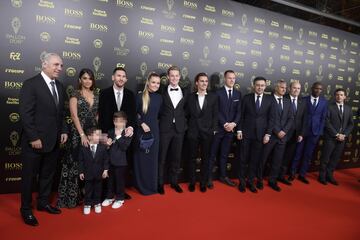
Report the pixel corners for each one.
[318,88,354,185]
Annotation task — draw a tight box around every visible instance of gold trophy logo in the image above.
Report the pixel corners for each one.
[219,57,227,65]
[341,39,348,54]
[119,32,126,48]
[326,85,331,95]
[297,28,304,45]
[11,0,22,8]
[280,65,286,73]
[346,87,350,96]
[140,62,147,78]
[328,73,333,80]
[203,46,209,59]
[305,69,311,77]
[119,15,128,24]
[304,82,309,93]
[66,85,74,99]
[181,67,188,81]
[93,57,101,72]
[10,131,19,147]
[234,83,240,91]
[140,45,150,55]
[167,0,174,11]
[204,30,211,40]
[265,57,274,74]
[11,17,21,34]
[241,14,247,27]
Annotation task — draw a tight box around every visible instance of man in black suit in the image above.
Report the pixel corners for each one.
[318,88,354,185]
[259,80,294,192]
[186,73,218,192]
[237,76,273,193]
[158,66,189,194]
[278,81,307,185]
[208,70,241,188]
[19,53,68,226]
[98,67,135,199]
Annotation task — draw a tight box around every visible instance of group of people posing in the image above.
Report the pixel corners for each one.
[19,53,354,226]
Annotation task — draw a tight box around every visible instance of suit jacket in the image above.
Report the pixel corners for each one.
[284,94,307,138]
[186,92,218,138]
[78,144,109,180]
[98,86,136,133]
[216,87,241,133]
[304,95,328,136]
[269,95,294,143]
[159,85,190,133]
[324,102,354,139]
[107,129,132,166]
[238,93,273,141]
[19,73,67,153]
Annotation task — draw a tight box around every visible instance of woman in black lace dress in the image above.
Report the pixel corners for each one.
[57,68,99,208]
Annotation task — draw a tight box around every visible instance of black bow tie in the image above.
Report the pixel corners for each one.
[170,88,179,91]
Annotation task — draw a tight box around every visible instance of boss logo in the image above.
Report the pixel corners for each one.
[36,15,56,24]
[10,52,21,60]
[116,0,134,8]
[184,1,197,9]
[64,8,84,17]
[89,23,108,32]
[4,81,23,89]
[4,162,22,170]
[138,30,154,39]
[62,51,81,60]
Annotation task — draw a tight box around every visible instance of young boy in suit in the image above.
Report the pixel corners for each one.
[79,128,109,215]
[102,111,133,209]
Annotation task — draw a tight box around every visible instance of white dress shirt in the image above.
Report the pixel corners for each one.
[168,85,183,108]
[41,71,58,101]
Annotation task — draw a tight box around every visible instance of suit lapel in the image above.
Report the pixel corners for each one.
[39,74,58,109]
[202,94,208,113]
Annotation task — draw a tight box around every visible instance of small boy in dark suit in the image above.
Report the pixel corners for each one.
[79,128,109,215]
[102,111,132,209]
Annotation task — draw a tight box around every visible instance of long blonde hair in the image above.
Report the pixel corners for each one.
[142,72,160,114]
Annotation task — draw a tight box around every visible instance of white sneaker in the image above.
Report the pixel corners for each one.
[102,198,114,207]
[94,204,102,213]
[112,200,124,209]
[83,205,91,215]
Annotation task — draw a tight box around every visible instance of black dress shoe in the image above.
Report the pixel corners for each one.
[200,184,207,193]
[158,185,165,195]
[256,180,264,190]
[188,183,195,192]
[170,184,183,193]
[238,184,246,193]
[298,175,310,184]
[269,182,281,192]
[207,180,214,189]
[327,178,339,186]
[124,192,132,200]
[219,177,236,187]
[318,178,327,185]
[278,177,292,186]
[22,213,39,226]
[288,174,295,182]
[37,205,61,214]
[247,183,258,193]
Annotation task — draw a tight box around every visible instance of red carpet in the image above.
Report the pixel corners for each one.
[1,168,360,240]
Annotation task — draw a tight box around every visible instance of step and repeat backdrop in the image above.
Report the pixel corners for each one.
[0,0,359,193]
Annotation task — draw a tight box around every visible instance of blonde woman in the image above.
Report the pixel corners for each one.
[133,72,162,195]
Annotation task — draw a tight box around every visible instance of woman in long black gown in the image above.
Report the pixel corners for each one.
[57,68,98,208]
[133,72,162,195]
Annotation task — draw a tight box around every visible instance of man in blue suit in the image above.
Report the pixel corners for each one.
[208,70,241,188]
[290,82,328,184]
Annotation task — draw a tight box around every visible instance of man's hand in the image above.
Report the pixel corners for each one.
[237,132,243,140]
[102,170,109,179]
[297,136,303,143]
[263,135,270,144]
[30,139,42,149]
[141,123,151,133]
[60,133,68,144]
[277,131,286,139]
[124,126,134,137]
[79,173,84,180]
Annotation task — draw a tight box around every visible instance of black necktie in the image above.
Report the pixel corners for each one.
[170,88,179,91]
[339,105,343,118]
[292,98,297,112]
[256,95,261,111]
[50,81,58,106]
[312,98,317,108]
[228,89,232,100]
[278,97,283,111]
[91,145,96,158]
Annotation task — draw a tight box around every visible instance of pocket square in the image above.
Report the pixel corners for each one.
[233,99,239,102]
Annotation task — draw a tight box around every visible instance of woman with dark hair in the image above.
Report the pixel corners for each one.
[57,68,99,208]
[133,72,162,195]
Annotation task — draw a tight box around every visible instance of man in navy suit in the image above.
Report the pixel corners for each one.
[290,82,328,184]
[208,70,241,188]
[19,53,68,226]
[259,80,294,192]
[237,76,273,192]
[318,89,353,185]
